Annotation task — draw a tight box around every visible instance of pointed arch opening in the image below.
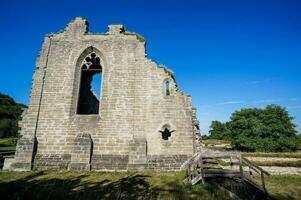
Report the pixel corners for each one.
[76,50,103,114]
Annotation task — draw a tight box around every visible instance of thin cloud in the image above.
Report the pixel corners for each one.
[253,99,276,104]
[289,98,301,102]
[217,101,244,105]
[247,80,261,85]
[246,78,270,85]
[287,105,301,109]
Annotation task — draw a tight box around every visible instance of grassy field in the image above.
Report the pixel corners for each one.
[0,170,300,200]
[256,175,301,200]
[202,139,301,158]
[202,139,231,146]
[252,160,301,167]
[0,138,17,152]
[0,170,232,200]
[242,152,301,159]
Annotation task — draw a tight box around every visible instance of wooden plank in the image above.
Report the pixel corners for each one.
[202,158,219,164]
[261,171,267,193]
[205,153,240,159]
[200,156,205,184]
[242,157,270,176]
[187,163,192,182]
[203,169,239,174]
[243,176,266,193]
[245,163,261,174]
[203,173,241,178]
[239,155,244,178]
[181,152,201,169]
[191,174,203,185]
[202,155,231,159]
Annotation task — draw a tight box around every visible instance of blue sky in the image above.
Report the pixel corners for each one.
[0,0,300,134]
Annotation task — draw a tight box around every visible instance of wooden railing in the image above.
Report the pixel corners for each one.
[240,156,271,192]
[184,153,271,193]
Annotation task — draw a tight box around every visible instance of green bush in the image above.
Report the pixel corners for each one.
[208,104,300,152]
[0,93,26,138]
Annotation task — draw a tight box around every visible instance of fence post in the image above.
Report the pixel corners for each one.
[261,171,267,193]
[239,155,244,178]
[230,156,233,170]
[200,156,205,184]
[187,163,191,182]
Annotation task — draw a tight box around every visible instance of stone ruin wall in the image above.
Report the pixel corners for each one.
[9,17,201,171]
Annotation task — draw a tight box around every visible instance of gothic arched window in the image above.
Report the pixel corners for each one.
[77,52,102,114]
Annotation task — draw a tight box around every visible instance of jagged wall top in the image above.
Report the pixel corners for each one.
[61,17,89,38]
[41,17,181,89]
[48,17,145,42]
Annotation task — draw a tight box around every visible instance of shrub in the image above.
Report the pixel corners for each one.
[208,105,299,152]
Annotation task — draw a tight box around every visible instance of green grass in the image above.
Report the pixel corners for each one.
[202,139,231,146]
[0,137,17,146]
[242,152,301,158]
[252,160,301,167]
[254,175,301,200]
[0,170,300,200]
[217,158,301,167]
[0,170,232,200]
[0,137,17,152]
[0,146,15,152]
[123,31,145,42]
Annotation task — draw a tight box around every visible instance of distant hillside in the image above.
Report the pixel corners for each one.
[0,93,27,138]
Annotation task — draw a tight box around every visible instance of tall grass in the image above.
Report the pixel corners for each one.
[242,152,301,158]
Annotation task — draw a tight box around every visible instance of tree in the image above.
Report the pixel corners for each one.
[0,93,27,138]
[208,121,230,140]
[208,104,300,152]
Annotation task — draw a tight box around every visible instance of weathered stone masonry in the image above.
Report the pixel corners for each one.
[8,17,201,171]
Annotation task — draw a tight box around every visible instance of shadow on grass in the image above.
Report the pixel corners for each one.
[0,172,153,200]
[0,170,236,200]
[210,177,276,200]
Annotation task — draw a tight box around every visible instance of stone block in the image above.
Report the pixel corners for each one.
[129,138,147,165]
[9,136,37,171]
[69,133,92,171]
[3,158,14,170]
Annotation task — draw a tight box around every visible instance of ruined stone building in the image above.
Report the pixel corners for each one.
[8,17,200,171]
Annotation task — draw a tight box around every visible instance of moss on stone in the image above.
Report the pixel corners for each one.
[124,31,145,42]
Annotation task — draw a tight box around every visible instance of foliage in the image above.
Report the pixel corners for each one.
[202,139,230,146]
[0,93,26,138]
[124,31,146,42]
[208,104,300,152]
[208,121,231,140]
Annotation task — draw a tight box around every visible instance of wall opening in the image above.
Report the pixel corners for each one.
[165,81,170,96]
[77,52,102,114]
[160,125,174,140]
[91,73,101,98]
